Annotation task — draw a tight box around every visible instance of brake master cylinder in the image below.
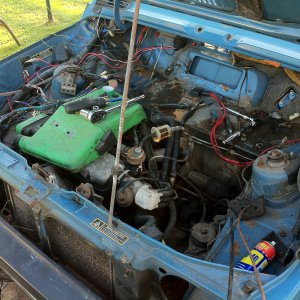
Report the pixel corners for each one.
[251,149,300,206]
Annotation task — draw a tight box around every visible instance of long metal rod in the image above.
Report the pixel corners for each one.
[0,18,21,46]
[108,0,142,227]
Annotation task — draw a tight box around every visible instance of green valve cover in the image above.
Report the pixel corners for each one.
[18,103,146,172]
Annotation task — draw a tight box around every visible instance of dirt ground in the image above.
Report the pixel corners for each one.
[1,282,31,300]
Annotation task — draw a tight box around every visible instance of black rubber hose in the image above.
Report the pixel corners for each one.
[1,67,55,114]
[181,103,201,125]
[142,123,158,178]
[135,214,157,228]
[148,151,192,179]
[114,0,131,31]
[162,135,174,181]
[170,130,180,179]
[164,200,177,239]
[151,113,175,181]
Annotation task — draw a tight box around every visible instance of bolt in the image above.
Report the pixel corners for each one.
[201,228,208,235]
[243,280,256,294]
[289,152,295,159]
[134,147,142,154]
[280,229,287,237]
[289,91,296,98]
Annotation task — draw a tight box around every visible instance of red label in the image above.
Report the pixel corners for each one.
[256,241,276,261]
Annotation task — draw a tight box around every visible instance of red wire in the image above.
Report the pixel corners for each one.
[209,93,257,167]
[34,57,57,67]
[26,59,58,82]
[259,138,300,156]
[7,96,13,112]
[78,46,175,68]
[27,66,52,82]
[209,93,300,167]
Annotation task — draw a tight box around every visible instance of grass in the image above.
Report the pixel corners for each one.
[0,0,90,60]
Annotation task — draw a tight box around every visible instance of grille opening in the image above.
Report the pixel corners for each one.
[96,0,131,9]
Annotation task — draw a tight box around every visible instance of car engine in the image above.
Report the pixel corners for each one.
[1,11,300,299]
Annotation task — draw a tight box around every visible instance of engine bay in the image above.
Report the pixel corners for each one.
[1,14,300,299]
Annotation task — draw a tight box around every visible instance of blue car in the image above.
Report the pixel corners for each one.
[0,1,300,299]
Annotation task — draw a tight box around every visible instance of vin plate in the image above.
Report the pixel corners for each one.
[90,218,129,245]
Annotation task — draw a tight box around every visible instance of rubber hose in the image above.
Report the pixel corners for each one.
[135,214,157,228]
[142,123,158,178]
[162,135,174,181]
[170,130,180,179]
[164,200,177,239]
[1,67,55,114]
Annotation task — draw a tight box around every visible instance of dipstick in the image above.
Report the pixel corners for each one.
[108,0,142,227]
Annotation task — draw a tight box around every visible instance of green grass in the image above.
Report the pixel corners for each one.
[0,0,90,60]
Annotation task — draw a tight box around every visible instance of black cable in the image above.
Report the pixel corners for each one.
[148,151,191,179]
[139,134,153,147]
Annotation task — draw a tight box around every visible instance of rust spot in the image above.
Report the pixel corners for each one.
[174,109,187,122]
[280,230,287,237]
[245,220,255,228]
[24,186,38,198]
[257,157,265,168]
[233,242,240,256]
[30,200,39,208]
[221,84,229,92]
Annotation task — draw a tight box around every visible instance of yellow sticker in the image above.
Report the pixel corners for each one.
[240,250,268,270]
[90,218,129,245]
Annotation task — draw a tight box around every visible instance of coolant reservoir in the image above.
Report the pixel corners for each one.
[251,149,300,206]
